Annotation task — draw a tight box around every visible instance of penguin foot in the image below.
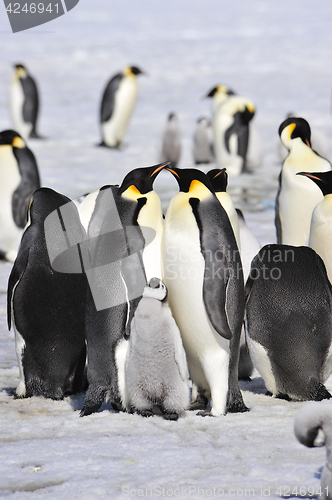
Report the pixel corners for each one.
[137,409,154,418]
[276,393,291,401]
[189,393,209,411]
[196,410,215,417]
[309,382,332,401]
[80,402,102,417]
[162,412,179,421]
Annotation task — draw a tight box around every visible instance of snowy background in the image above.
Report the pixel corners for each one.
[0,0,332,498]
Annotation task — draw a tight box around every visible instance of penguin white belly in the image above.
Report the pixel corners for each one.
[309,197,332,283]
[279,169,323,246]
[0,146,23,260]
[10,79,31,140]
[137,191,163,280]
[115,338,129,407]
[163,200,230,415]
[245,336,278,395]
[102,78,137,147]
[213,112,232,169]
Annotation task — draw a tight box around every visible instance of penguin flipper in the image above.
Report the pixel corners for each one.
[7,247,30,330]
[100,73,122,123]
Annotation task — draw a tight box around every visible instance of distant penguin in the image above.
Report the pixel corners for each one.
[297,170,332,284]
[99,66,144,148]
[162,166,248,416]
[278,113,330,162]
[275,117,331,246]
[159,112,182,166]
[10,64,42,140]
[0,129,40,262]
[124,277,190,420]
[79,163,167,416]
[207,168,241,249]
[7,188,88,399]
[245,244,332,401]
[206,84,255,176]
[294,402,332,500]
[193,116,214,164]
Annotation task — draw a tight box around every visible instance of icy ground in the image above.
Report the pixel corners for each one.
[1,0,332,498]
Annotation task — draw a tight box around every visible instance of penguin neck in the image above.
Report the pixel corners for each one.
[312,194,332,225]
[287,138,313,163]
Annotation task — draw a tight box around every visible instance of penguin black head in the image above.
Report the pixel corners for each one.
[28,188,71,226]
[278,117,311,148]
[207,168,228,193]
[297,171,332,197]
[129,66,144,76]
[165,166,214,195]
[0,129,25,148]
[143,277,168,301]
[205,85,236,98]
[168,112,177,121]
[118,162,171,196]
[14,63,26,70]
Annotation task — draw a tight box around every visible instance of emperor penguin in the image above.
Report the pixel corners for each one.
[206,84,255,176]
[159,112,182,166]
[7,188,88,400]
[0,129,40,262]
[245,244,332,401]
[192,116,214,165]
[125,277,190,420]
[297,170,332,284]
[275,117,331,246]
[99,66,144,149]
[79,163,167,416]
[10,64,42,140]
[162,166,248,416]
[294,403,332,500]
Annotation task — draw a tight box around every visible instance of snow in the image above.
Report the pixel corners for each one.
[1,0,332,498]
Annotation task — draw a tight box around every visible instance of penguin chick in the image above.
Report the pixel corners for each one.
[10,64,42,140]
[297,170,332,284]
[193,116,214,164]
[99,66,144,149]
[275,117,331,246]
[294,402,332,500]
[245,244,332,401]
[125,278,190,420]
[159,112,182,166]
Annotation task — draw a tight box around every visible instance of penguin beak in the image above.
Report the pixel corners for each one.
[213,168,227,179]
[296,172,321,181]
[165,166,180,179]
[150,162,173,178]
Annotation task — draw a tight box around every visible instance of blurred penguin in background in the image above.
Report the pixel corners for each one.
[10,64,42,140]
[206,84,256,176]
[193,116,214,164]
[294,403,332,500]
[0,129,40,262]
[275,117,331,246]
[159,112,182,166]
[99,66,144,148]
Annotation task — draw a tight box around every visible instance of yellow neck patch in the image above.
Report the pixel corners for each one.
[189,180,212,200]
[12,136,25,149]
[121,184,142,200]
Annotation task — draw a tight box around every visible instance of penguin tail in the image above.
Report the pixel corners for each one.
[29,130,45,139]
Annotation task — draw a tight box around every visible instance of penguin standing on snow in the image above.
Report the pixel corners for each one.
[10,64,42,140]
[297,170,332,284]
[159,112,182,166]
[79,163,167,416]
[99,66,144,149]
[275,117,331,246]
[162,166,248,416]
[125,278,190,420]
[294,402,332,500]
[193,116,214,165]
[0,129,40,262]
[245,244,332,401]
[206,84,255,176]
[7,188,88,399]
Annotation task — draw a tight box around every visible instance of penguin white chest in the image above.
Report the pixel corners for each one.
[0,146,23,257]
[10,78,31,140]
[102,77,138,145]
